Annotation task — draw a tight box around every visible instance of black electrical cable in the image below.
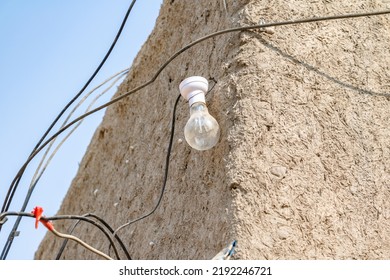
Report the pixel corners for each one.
[55,213,131,260]
[0,0,137,259]
[45,215,122,260]
[113,80,217,235]
[55,218,93,260]
[99,82,217,254]
[1,0,137,216]
[0,211,122,260]
[82,213,131,260]
[113,93,181,235]
[68,92,184,257]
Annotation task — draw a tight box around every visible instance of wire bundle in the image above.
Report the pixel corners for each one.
[0,5,389,259]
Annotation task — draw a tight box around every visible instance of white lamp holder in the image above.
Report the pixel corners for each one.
[179,76,209,107]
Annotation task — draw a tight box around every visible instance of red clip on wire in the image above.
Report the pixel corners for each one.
[31,206,54,231]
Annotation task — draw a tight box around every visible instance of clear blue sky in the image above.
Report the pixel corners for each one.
[0,0,163,260]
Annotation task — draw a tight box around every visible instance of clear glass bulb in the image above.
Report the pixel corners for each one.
[184,102,220,151]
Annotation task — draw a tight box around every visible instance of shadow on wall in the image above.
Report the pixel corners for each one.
[253,33,389,98]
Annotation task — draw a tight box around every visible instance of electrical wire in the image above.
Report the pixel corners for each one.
[0,212,34,223]
[55,213,131,260]
[0,70,129,260]
[1,0,137,217]
[31,69,129,187]
[54,217,99,260]
[51,228,113,260]
[56,91,190,258]
[113,93,181,236]
[113,81,217,235]
[47,215,122,260]
[61,83,216,255]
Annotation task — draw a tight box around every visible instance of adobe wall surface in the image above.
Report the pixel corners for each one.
[36,0,390,259]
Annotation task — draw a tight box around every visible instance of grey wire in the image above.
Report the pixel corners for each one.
[31,68,129,186]
[51,228,113,260]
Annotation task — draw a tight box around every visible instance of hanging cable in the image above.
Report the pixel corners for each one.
[51,227,113,260]
[57,84,215,256]
[49,88,177,258]
[0,0,137,217]
[31,69,129,187]
[113,80,217,235]
[55,213,132,260]
[45,214,122,260]
[113,93,181,235]
[46,214,125,259]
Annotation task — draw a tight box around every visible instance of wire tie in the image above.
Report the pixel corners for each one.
[31,206,54,231]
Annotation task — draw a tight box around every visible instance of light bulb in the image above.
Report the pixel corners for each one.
[184,102,220,150]
[179,76,220,151]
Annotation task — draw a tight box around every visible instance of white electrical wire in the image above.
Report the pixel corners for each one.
[51,228,113,260]
[30,68,129,187]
